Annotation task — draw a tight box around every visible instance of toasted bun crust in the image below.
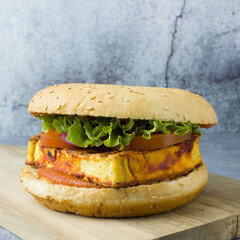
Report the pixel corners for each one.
[28,83,217,124]
[20,164,208,218]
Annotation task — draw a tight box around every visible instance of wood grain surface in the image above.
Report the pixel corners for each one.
[0,143,239,240]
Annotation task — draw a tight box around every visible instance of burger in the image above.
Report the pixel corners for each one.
[20,83,217,217]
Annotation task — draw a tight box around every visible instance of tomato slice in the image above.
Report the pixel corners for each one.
[122,132,192,151]
[200,124,214,129]
[40,130,192,151]
[40,129,77,149]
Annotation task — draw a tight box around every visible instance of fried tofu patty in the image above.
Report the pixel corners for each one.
[26,135,202,187]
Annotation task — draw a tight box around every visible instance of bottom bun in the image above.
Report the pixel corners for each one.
[20,164,208,218]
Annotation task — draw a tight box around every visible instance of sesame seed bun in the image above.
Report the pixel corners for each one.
[28,83,217,124]
[20,164,208,218]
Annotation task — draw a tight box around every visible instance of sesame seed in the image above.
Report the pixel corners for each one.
[85,106,93,110]
[134,91,144,95]
[55,96,59,99]
[108,96,114,99]
[106,92,111,95]
[57,105,62,110]
[49,90,55,94]
[162,94,168,97]
[76,102,81,108]
[124,99,130,102]
[176,113,180,117]
[132,189,137,193]
[87,90,91,94]
[90,97,96,100]
[163,106,168,110]
[45,105,48,111]
[68,87,72,90]
[97,100,102,103]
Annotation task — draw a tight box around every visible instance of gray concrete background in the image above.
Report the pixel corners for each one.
[0,0,239,137]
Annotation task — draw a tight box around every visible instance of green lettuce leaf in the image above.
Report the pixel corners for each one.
[38,115,202,149]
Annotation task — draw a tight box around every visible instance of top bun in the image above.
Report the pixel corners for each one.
[28,83,217,124]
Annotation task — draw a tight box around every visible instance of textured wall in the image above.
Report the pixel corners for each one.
[0,0,239,137]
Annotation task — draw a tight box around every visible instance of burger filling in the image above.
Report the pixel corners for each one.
[26,115,204,188]
[38,115,202,149]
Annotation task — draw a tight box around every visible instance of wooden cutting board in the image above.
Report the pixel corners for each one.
[0,143,239,240]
